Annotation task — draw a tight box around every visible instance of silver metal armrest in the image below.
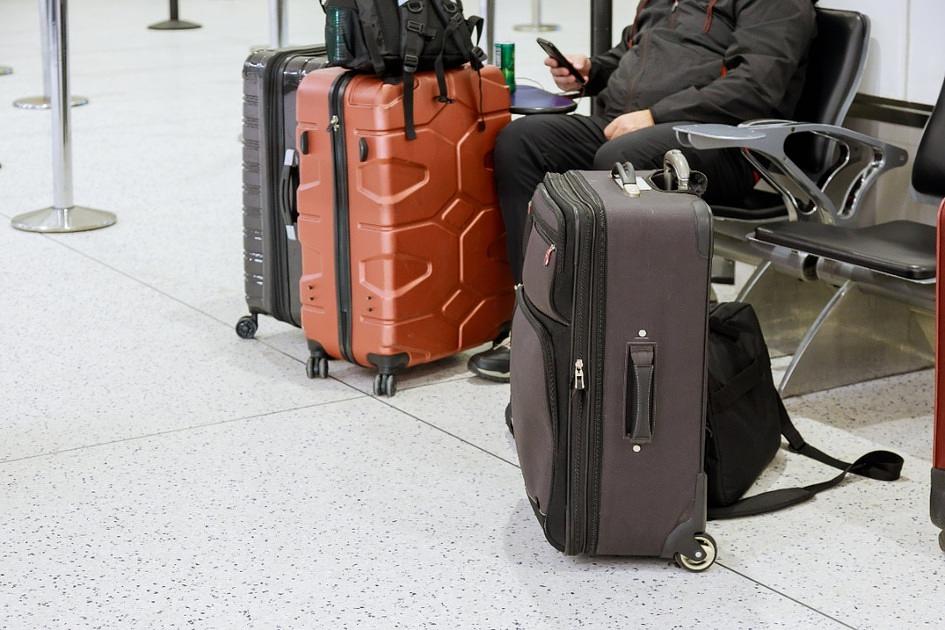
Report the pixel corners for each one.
[674,122,909,224]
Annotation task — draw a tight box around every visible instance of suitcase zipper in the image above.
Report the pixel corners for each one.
[567,172,608,556]
[574,359,585,390]
[548,172,608,556]
[544,174,596,555]
[328,71,357,364]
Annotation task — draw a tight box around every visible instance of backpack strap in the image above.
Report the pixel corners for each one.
[430,0,488,131]
[401,0,437,140]
[708,398,904,520]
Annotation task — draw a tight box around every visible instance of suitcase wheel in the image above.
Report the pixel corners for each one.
[939,530,945,553]
[373,373,398,398]
[306,355,330,379]
[235,315,258,340]
[674,533,717,573]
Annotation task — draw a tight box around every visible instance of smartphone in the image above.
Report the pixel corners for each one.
[537,37,586,86]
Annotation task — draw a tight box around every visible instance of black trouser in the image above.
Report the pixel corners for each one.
[495,114,756,283]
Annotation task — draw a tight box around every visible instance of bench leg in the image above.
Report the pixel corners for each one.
[736,262,836,358]
[779,280,934,398]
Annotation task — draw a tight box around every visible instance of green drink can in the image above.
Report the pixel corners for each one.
[494,42,516,93]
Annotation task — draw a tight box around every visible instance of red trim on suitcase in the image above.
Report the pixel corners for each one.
[934,198,945,467]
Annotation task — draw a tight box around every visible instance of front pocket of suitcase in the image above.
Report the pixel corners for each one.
[510,292,558,516]
[522,222,569,324]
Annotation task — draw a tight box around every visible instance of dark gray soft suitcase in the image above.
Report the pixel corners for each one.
[508,153,718,571]
[236,46,328,340]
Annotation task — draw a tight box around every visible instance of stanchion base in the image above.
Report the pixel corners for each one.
[148,19,202,30]
[11,206,117,233]
[0,66,12,76]
[13,95,90,110]
[513,23,559,32]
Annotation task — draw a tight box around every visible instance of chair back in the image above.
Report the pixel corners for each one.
[791,8,871,175]
[914,80,945,199]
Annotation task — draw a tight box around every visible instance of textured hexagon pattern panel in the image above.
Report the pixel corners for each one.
[297,66,514,369]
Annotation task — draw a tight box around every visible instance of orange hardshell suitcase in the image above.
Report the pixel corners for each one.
[296,65,513,396]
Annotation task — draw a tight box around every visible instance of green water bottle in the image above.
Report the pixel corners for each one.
[327,6,348,65]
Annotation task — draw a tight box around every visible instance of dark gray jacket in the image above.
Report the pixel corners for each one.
[588,0,817,124]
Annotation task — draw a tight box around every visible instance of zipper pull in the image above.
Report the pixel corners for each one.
[543,244,556,267]
[574,359,586,391]
[328,115,340,133]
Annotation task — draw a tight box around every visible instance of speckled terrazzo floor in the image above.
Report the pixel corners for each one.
[1,1,943,628]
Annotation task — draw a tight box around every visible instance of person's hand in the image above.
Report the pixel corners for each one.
[545,54,591,92]
[603,110,655,140]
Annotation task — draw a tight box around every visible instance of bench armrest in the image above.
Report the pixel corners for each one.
[674,122,909,223]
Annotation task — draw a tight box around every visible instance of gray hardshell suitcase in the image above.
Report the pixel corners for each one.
[508,154,718,571]
[236,46,328,339]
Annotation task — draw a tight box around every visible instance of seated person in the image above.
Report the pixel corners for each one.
[468,0,818,382]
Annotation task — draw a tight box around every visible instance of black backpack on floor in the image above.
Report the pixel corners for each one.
[321,0,486,139]
[705,302,904,519]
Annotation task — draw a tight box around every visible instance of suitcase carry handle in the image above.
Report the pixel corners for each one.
[611,162,641,198]
[626,343,656,444]
[281,149,299,240]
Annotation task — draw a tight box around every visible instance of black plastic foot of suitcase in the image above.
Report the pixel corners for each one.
[931,468,945,551]
[235,314,258,339]
[148,19,201,30]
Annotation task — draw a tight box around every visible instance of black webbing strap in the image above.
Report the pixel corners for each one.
[708,357,767,414]
[401,17,427,141]
[708,399,904,520]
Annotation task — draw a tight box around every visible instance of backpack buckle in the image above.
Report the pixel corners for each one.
[405,0,423,13]
[403,54,420,72]
[442,1,458,12]
[406,19,425,34]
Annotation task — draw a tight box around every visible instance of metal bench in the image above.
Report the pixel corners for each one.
[677,79,944,396]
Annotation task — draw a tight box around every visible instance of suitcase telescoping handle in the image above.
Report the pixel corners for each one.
[281,149,299,240]
[626,343,656,444]
[663,149,691,192]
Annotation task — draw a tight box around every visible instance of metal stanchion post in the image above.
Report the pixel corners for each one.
[514,0,558,33]
[148,0,201,30]
[480,0,495,63]
[13,0,88,110]
[269,0,288,48]
[0,66,12,76]
[12,0,116,234]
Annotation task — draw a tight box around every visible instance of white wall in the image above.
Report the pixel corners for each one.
[819,0,944,104]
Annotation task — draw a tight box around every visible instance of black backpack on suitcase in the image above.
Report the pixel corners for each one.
[320,0,486,139]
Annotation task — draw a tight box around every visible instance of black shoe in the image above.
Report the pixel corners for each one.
[468,337,511,382]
